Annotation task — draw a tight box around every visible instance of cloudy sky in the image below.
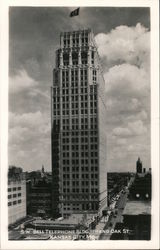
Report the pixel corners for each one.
[9,7,150,172]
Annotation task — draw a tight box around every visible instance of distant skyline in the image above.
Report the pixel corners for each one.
[9,7,150,172]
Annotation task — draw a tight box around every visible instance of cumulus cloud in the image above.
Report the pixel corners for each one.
[104,63,149,96]
[127,110,148,121]
[95,23,150,172]
[9,69,38,94]
[106,97,142,115]
[113,127,131,137]
[116,138,127,145]
[128,120,147,135]
[9,111,50,144]
[113,119,147,137]
[9,126,29,143]
[95,23,150,70]
[9,110,51,170]
[10,111,47,128]
[127,143,149,153]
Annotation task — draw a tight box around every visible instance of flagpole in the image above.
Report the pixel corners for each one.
[69,7,84,31]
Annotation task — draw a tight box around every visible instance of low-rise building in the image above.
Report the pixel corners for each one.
[122,200,151,240]
[27,179,52,217]
[8,166,26,225]
[128,172,151,200]
[26,166,52,217]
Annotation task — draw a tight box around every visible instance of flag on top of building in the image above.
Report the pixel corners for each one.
[70,7,80,17]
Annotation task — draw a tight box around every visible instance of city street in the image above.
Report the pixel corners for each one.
[99,190,128,240]
[8,190,129,241]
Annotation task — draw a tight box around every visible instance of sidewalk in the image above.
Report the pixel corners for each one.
[95,220,106,231]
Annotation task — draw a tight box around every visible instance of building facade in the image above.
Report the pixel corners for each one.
[128,172,151,201]
[27,180,52,217]
[51,29,107,218]
[8,166,26,225]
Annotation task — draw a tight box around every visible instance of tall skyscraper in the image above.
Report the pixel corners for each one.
[51,29,107,218]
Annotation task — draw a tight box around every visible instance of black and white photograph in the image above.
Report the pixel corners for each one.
[0,0,159,249]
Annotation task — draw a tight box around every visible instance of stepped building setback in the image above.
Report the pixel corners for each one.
[51,29,107,218]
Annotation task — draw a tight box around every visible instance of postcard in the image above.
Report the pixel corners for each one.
[0,0,159,249]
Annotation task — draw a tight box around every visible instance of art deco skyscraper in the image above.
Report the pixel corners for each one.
[51,29,107,218]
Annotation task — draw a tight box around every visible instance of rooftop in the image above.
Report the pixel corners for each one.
[123,200,151,216]
[60,29,92,36]
[33,213,96,226]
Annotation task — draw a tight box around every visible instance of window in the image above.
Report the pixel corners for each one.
[8,202,12,206]
[81,51,87,65]
[72,52,78,65]
[8,195,12,199]
[85,38,88,44]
